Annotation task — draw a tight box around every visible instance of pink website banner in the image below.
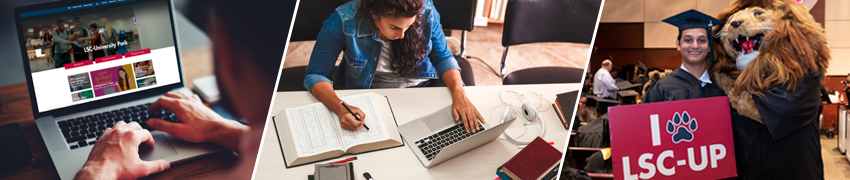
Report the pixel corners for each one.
[125,48,151,58]
[90,66,123,97]
[96,54,123,63]
[64,60,94,69]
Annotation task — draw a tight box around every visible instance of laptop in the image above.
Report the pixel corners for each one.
[398,106,515,168]
[13,0,223,179]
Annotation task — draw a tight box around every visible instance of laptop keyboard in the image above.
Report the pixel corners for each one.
[57,103,178,150]
[414,122,485,161]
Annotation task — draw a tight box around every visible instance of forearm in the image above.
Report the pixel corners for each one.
[311,81,346,115]
[209,119,249,154]
[75,161,115,180]
[441,69,466,99]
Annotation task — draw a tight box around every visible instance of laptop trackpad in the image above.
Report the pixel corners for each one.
[139,134,178,161]
[424,108,455,131]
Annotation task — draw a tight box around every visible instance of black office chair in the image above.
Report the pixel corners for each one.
[277,0,350,91]
[426,0,477,86]
[499,0,601,85]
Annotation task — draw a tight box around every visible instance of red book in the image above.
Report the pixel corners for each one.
[501,137,562,180]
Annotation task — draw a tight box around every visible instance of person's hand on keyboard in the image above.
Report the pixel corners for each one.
[146,92,249,152]
[75,121,170,180]
[451,92,485,133]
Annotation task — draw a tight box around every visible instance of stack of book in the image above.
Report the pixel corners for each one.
[495,137,562,180]
[552,91,579,130]
[475,0,510,23]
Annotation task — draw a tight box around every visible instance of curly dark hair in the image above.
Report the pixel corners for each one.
[357,0,428,77]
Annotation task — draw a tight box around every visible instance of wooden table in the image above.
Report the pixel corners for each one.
[0,46,239,179]
[255,84,579,180]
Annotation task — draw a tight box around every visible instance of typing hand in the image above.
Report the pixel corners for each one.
[451,93,485,133]
[336,103,365,131]
[146,92,247,151]
[75,121,170,180]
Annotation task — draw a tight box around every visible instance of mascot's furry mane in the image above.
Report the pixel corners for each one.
[712,0,829,122]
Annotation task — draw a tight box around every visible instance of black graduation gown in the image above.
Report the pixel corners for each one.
[641,69,726,103]
[730,73,823,180]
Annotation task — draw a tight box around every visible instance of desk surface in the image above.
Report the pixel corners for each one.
[0,46,238,179]
[255,84,579,180]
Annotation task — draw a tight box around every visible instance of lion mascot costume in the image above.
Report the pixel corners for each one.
[712,0,828,179]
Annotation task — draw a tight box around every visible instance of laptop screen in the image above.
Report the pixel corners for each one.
[17,0,181,113]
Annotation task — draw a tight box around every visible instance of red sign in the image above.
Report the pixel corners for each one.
[609,97,736,180]
[95,54,123,63]
[64,60,94,69]
[125,48,151,58]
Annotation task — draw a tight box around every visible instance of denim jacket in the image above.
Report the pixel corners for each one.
[303,0,459,91]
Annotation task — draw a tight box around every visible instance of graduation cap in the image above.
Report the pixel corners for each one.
[637,61,647,71]
[590,96,620,115]
[618,90,640,105]
[663,9,721,34]
[663,9,722,63]
[616,81,641,91]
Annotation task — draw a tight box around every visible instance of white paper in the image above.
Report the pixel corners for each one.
[285,93,390,156]
[285,103,343,156]
[337,93,390,150]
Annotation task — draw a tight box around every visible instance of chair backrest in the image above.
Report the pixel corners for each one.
[502,67,585,84]
[290,0,353,42]
[501,0,601,46]
[431,0,476,32]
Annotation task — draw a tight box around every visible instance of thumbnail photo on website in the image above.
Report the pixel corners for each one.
[133,60,155,78]
[91,64,136,97]
[67,72,92,92]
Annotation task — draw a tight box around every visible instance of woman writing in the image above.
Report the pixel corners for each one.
[305,0,483,132]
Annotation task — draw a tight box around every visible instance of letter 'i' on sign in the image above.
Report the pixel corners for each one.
[650,114,660,146]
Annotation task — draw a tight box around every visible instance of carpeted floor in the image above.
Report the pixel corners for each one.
[822,135,850,179]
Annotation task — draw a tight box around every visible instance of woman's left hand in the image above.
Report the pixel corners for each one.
[451,93,485,133]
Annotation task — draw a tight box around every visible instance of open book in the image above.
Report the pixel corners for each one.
[272,93,403,167]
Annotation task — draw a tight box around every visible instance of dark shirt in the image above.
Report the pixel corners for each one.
[641,69,725,103]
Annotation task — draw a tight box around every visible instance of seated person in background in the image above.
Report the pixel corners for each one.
[611,67,625,83]
[304,0,483,132]
[593,59,617,99]
[72,1,290,179]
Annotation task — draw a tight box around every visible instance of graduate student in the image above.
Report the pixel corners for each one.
[641,10,726,103]
[304,0,483,133]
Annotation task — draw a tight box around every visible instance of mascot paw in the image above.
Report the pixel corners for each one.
[714,72,764,123]
[667,111,697,143]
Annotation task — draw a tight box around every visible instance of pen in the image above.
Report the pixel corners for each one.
[340,102,370,130]
[363,172,373,180]
[330,156,357,164]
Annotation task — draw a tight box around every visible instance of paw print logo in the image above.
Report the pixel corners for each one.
[666,111,698,143]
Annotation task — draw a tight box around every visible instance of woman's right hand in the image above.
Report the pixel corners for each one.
[335,103,365,130]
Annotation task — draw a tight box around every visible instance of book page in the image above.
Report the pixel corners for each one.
[285,104,344,157]
[338,93,391,150]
